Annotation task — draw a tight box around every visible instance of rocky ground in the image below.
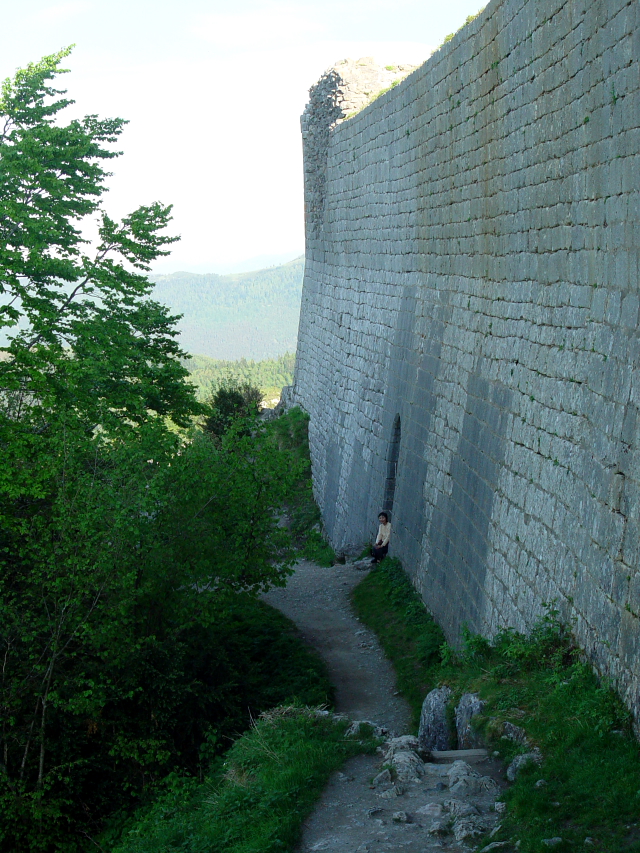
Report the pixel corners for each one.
[264,560,510,853]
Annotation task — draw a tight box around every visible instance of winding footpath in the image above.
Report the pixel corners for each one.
[264,560,508,853]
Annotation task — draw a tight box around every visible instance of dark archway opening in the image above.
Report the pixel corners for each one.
[383,414,401,515]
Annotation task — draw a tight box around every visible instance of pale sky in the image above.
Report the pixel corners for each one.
[3,0,486,274]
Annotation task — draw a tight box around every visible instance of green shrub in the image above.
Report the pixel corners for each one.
[111,709,379,853]
[268,409,336,566]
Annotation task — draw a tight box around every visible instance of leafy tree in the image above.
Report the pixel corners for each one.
[0,50,301,851]
[203,380,263,438]
[0,46,197,445]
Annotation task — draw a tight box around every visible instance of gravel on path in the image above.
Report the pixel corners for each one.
[264,560,507,853]
[263,559,411,733]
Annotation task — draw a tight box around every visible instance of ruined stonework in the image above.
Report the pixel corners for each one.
[293,0,640,723]
[301,58,418,230]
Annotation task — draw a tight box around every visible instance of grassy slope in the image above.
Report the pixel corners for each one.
[352,558,640,853]
[112,710,379,853]
[351,557,444,728]
[100,597,336,852]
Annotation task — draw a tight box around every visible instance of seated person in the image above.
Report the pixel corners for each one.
[371,512,391,563]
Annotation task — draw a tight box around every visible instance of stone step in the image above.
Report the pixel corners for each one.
[430,748,488,763]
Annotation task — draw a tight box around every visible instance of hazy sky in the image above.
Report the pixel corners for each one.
[4,0,486,273]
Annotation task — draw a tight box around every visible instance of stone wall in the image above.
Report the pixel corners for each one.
[293,0,640,722]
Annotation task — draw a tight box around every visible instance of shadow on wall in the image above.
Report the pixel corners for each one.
[384,414,402,516]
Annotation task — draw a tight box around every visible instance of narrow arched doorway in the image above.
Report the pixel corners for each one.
[383,414,401,515]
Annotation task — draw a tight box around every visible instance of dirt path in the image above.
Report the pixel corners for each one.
[264,561,506,853]
[264,559,410,732]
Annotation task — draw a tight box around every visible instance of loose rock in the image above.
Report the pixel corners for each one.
[345,720,389,738]
[378,783,406,798]
[506,748,543,781]
[447,760,501,797]
[444,798,480,817]
[416,802,444,817]
[427,818,449,835]
[382,734,420,757]
[453,815,487,841]
[392,810,411,823]
[386,748,425,782]
[371,768,391,787]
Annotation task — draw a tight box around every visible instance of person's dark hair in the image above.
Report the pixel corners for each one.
[378,512,389,523]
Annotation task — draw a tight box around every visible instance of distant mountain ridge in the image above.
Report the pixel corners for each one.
[149,256,304,360]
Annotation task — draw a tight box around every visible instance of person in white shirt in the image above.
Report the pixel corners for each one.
[371,512,391,564]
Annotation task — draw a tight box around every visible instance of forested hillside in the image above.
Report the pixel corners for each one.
[150,257,304,359]
[185,352,295,401]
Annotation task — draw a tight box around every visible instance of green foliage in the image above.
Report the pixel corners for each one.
[149,259,304,360]
[472,632,640,852]
[0,48,198,438]
[0,51,310,851]
[0,420,307,850]
[268,408,336,566]
[351,559,444,727]
[98,604,335,851]
[203,380,262,439]
[111,708,379,853]
[300,528,336,567]
[185,353,295,402]
[353,562,640,852]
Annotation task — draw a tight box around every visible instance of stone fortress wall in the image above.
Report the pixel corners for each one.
[292,0,640,722]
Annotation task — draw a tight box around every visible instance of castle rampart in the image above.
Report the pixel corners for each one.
[293,0,640,721]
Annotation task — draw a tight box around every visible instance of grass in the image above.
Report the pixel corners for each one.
[351,558,444,728]
[111,708,380,853]
[269,408,336,567]
[99,598,336,851]
[352,558,640,852]
[441,7,485,45]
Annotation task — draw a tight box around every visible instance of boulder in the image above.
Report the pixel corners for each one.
[418,686,453,752]
[455,692,485,748]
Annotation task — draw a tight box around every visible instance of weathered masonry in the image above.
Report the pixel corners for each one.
[292,0,640,722]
